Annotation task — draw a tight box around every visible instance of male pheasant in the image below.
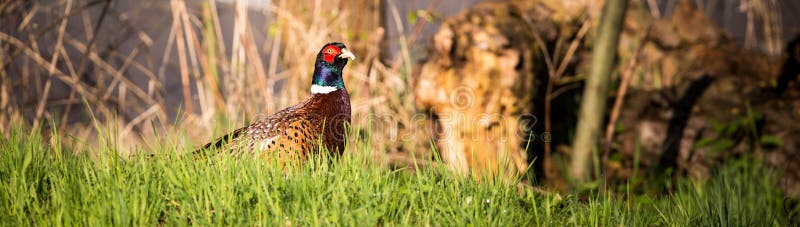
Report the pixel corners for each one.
[196,42,355,159]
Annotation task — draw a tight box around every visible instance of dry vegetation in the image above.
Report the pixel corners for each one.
[0,0,422,163]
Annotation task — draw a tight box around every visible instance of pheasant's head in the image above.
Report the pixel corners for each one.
[311,42,355,94]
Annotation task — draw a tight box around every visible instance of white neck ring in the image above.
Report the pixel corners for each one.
[310,84,338,94]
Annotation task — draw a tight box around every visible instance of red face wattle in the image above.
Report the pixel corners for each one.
[322,45,342,64]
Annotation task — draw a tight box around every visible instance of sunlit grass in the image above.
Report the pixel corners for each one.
[0,124,792,225]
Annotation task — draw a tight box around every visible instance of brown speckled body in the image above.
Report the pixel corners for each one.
[199,89,350,159]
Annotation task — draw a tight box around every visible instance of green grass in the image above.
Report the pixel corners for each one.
[0,125,793,226]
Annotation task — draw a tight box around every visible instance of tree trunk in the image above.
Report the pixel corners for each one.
[570,0,628,184]
[415,1,559,177]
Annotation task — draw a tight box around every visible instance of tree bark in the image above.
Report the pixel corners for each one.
[570,0,628,184]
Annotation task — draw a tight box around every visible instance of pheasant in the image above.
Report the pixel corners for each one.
[196,42,355,159]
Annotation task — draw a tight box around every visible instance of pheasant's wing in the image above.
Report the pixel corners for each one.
[244,114,323,159]
[193,106,325,160]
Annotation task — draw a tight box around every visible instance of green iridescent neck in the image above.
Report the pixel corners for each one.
[311,62,345,89]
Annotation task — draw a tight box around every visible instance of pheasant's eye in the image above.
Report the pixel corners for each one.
[326,49,334,54]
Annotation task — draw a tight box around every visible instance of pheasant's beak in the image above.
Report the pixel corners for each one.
[338,48,356,60]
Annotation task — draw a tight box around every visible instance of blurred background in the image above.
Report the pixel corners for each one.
[2,0,799,194]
